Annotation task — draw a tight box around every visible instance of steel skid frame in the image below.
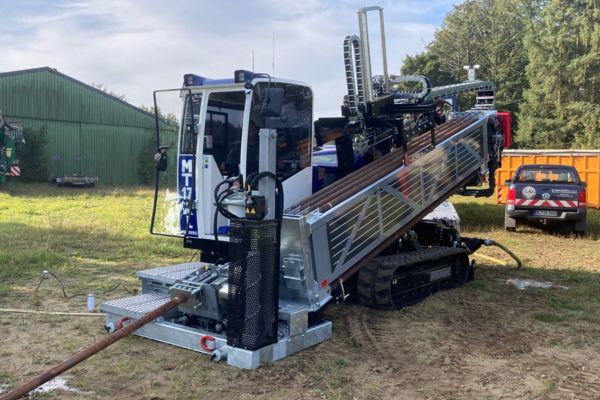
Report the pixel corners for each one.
[102,263,332,369]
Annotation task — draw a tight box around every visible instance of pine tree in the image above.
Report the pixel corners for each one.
[517,0,600,148]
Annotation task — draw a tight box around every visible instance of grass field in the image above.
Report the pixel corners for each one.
[1,183,600,399]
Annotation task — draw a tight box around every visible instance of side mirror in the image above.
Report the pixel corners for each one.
[261,87,284,117]
[154,146,168,172]
[504,179,512,186]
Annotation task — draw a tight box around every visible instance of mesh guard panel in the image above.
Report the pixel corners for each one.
[227,219,281,350]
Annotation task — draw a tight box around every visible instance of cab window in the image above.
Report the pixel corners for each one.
[248,83,313,179]
[517,167,578,184]
[203,91,246,173]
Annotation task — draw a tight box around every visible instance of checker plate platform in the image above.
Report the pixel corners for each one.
[137,262,203,286]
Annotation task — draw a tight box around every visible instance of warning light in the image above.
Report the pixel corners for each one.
[320,279,328,288]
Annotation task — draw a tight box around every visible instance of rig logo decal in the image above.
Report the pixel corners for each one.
[178,155,198,237]
[522,186,536,199]
[542,192,551,200]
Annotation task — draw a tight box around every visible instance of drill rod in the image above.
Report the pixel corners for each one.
[0,294,187,400]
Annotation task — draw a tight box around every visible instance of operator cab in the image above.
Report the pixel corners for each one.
[151,70,313,260]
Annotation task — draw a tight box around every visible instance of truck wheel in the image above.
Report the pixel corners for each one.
[573,220,587,235]
[357,247,470,310]
[504,214,517,232]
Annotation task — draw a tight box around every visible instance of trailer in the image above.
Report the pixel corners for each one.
[50,175,99,187]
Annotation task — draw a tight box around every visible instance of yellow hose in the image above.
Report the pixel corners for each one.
[488,240,523,269]
[473,239,523,269]
[472,253,509,266]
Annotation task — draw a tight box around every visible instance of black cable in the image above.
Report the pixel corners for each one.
[188,250,199,263]
[213,189,237,241]
[34,270,133,299]
[248,171,284,218]
[216,190,238,220]
[213,174,248,241]
[213,180,236,220]
[245,172,257,189]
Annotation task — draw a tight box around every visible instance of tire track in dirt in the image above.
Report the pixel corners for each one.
[343,305,466,368]
[539,350,600,400]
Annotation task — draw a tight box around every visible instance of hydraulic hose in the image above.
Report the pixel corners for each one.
[462,237,523,269]
[248,171,284,219]
[213,175,245,241]
[213,189,237,241]
[484,239,523,269]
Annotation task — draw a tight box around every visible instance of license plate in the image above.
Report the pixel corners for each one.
[430,266,452,282]
[533,209,558,217]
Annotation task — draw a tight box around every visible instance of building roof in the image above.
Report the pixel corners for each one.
[0,66,166,126]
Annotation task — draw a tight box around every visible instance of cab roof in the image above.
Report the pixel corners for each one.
[519,164,576,170]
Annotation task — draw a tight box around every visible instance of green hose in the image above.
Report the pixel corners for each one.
[483,239,523,269]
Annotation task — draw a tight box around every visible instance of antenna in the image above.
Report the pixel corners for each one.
[252,49,255,71]
[272,32,275,76]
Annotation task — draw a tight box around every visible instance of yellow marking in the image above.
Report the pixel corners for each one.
[472,253,508,266]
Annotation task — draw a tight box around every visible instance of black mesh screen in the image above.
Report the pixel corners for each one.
[227,219,281,350]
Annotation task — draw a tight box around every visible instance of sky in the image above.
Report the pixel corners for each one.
[0,0,459,118]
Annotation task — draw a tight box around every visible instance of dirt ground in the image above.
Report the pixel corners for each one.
[3,262,600,400]
[1,188,600,399]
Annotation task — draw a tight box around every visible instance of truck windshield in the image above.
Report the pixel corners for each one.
[517,167,578,184]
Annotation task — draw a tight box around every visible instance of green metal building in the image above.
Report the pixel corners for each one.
[0,67,170,185]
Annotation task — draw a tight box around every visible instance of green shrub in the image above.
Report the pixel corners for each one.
[15,126,49,182]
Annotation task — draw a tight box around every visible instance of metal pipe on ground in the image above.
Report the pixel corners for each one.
[0,294,187,400]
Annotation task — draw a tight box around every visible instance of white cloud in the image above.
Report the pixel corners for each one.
[0,0,455,117]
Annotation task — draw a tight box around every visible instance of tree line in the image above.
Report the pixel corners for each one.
[401,0,600,149]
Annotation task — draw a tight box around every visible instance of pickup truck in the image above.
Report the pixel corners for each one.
[504,164,587,234]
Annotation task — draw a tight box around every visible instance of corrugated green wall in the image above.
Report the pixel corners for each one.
[0,68,176,185]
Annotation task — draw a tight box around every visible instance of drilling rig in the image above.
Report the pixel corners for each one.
[101,7,503,368]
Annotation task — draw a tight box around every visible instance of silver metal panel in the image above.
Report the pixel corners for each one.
[279,303,308,337]
[259,128,277,219]
[103,309,331,369]
[279,216,327,310]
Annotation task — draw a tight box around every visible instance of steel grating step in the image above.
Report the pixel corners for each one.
[101,292,171,318]
[137,262,203,286]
